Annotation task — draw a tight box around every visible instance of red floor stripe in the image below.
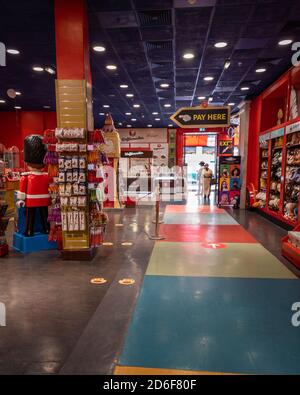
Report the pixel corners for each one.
[158,224,258,243]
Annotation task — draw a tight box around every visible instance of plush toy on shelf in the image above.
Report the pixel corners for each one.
[277,109,284,125]
[253,191,266,208]
[284,202,298,222]
[269,195,280,211]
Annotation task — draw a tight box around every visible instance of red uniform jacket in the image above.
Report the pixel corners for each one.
[17,172,51,207]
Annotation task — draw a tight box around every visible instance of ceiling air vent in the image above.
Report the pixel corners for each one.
[146,41,173,51]
[138,10,172,26]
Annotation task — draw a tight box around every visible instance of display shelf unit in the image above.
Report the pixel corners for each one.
[250,64,300,228]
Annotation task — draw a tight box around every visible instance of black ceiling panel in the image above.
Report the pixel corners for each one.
[0,0,299,127]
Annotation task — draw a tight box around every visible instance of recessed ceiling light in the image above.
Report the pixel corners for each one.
[214,42,228,48]
[125,112,132,115]
[241,86,250,91]
[15,91,21,95]
[208,97,213,102]
[126,93,134,97]
[168,124,173,127]
[198,96,206,100]
[147,124,152,127]
[118,122,122,126]
[133,104,140,108]
[278,39,292,46]
[127,124,132,128]
[228,103,235,106]
[164,104,171,108]
[45,67,56,75]
[99,112,105,115]
[93,45,106,52]
[131,118,137,121]
[7,49,20,55]
[103,104,110,108]
[0,100,6,103]
[183,53,194,59]
[43,105,50,109]
[106,64,117,70]
[160,83,170,88]
[14,106,21,109]
[33,66,44,72]
[152,112,159,115]
[155,118,161,121]
[204,76,214,81]
[120,84,128,89]
[256,67,266,73]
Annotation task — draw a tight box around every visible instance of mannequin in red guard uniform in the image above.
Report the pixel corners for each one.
[17,135,51,237]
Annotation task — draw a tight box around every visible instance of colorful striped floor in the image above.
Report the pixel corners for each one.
[115,205,300,375]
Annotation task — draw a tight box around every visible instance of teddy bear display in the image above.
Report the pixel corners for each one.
[261,160,268,169]
[269,194,280,211]
[271,151,282,167]
[253,191,266,208]
[287,148,300,166]
[284,202,298,222]
[287,131,300,147]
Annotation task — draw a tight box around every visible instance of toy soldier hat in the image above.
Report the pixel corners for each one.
[102,113,116,133]
[24,134,47,165]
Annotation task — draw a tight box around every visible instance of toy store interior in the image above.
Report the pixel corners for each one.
[1,0,300,379]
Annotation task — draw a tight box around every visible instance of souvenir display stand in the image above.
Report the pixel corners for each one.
[47,128,108,260]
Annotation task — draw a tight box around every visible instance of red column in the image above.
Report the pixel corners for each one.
[54,0,91,82]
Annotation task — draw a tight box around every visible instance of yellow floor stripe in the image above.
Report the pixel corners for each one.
[114,366,240,375]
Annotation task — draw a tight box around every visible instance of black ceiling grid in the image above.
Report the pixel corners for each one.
[0,0,299,129]
[131,1,175,126]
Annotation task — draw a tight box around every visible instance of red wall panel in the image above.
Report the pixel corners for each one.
[247,96,262,189]
[0,111,57,150]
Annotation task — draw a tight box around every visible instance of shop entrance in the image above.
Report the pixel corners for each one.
[184,134,217,193]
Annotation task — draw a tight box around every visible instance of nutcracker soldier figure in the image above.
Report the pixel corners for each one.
[16,135,51,237]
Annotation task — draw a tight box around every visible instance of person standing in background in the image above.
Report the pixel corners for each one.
[196,161,205,195]
[203,163,213,199]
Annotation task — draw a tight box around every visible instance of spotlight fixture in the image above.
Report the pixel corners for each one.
[224,60,231,69]
[33,66,44,72]
[45,67,56,75]
[93,45,106,52]
[183,53,194,59]
[214,42,228,48]
[106,65,117,70]
[256,68,266,73]
[278,39,292,46]
[6,49,19,55]
[204,76,214,81]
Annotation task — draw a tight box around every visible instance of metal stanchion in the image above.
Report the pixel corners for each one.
[148,186,165,240]
[152,183,164,224]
